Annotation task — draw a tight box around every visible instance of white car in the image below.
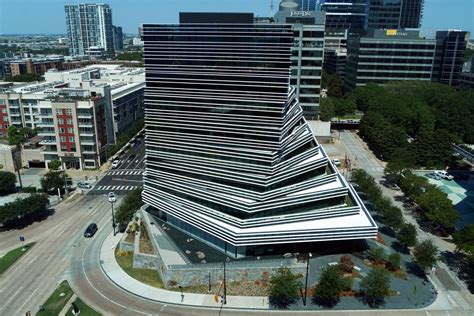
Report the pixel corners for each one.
[434,170,453,180]
[332,159,341,166]
[108,192,116,203]
[111,159,121,169]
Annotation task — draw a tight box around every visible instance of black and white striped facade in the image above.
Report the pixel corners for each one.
[142,22,377,258]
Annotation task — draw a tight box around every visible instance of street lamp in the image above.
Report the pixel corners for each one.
[303,252,312,307]
[109,199,116,236]
[179,285,184,302]
[223,257,230,304]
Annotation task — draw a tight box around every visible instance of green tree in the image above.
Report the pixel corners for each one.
[268,267,301,308]
[381,206,404,231]
[399,171,428,201]
[0,171,17,193]
[115,188,143,229]
[47,160,62,171]
[319,98,335,121]
[368,247,386,264]
[0,193,49,227]
[452,224,474,262]
[414,239,439,272]
[40,170,66,193]
[360,268,391,306]
[384,160,407,185]
[416,186,460,230]
[313,265,346,307]
[334,98,357,117]
[327,74,343,98]
[397,223,418,248]
[387,253,401,271]
[373,197,392,215]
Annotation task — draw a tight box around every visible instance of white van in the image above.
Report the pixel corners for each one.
[434,170,453,180]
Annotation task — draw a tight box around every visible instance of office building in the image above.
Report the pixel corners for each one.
[324,48,347,80]
[345,29,468,90]
[399,0,424,28]
[294,0,319,11]
[432,30,469,87]
[65,3,115,56]
[367,0,424,29]
[142,13,377,258]
[274,8,326,118]
[319,0,369,31]
[113,25,124,52]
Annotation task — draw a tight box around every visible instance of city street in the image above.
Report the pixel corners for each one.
[90,140,145,194]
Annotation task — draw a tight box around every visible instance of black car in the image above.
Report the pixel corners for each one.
[84,223,98,237]
[127,154,137,162]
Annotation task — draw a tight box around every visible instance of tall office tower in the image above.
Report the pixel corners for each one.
[65,3,115,56]
[274,8,326,118]
[112,25,124,52]
[295,0,319,10]
[432,30,468,87]
[319,0,369,31]
[367,0,402,29]
[399,0,424,28]
[142,13,377,258]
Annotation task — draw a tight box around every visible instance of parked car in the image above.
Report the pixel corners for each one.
[84,223,98,237]
[127,154,136,163]
[434,170,454,180]
[332,158,341,166]
[111,159,121,169]
[426,172,441,180]
[108,192,116,203]
[77,182,92,189]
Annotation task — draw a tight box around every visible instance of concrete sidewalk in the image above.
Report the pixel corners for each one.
[99,230,270,310]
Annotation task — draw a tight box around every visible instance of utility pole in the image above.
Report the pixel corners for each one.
[303,252,312,307]
[223,257,230,304]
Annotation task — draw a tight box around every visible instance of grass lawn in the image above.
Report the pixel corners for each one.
[66,297,101,316]
[115,248,163,288]
[0,242,35,275]
[37,280,73,316]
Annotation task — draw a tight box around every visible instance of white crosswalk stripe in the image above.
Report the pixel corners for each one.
[93,185,141,191]
[108,170,143,176]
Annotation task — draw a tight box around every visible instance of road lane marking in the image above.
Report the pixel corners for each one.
[27,254,38,265]
[4,286,23,306]
[16,288,38,314]
[81,220,148,314]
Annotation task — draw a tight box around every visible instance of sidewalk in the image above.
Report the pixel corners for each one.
[99,230,269,310]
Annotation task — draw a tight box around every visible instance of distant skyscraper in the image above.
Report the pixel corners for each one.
[319,0,369,30]
[295,0,319,10]
[112,25,124,52]
[399,0,424,28]
[65,3,115,56]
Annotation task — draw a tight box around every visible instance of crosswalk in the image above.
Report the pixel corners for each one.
[108,170,143,176]
[94,185,141,191]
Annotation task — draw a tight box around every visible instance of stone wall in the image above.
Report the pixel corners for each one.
[134,252,160,269]
[119,240,134,252]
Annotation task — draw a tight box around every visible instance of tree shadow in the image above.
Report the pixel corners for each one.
[406,261,426,278]
[269,296,297,309]
[379,226,396,238]
[312,295,339,308]
[391,241,410,255]
[440,250,474,294]
[356,294,386,308]
[1,208,55,230]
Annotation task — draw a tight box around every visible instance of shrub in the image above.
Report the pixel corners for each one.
[339,255,354,273]
[360,268,391,307]
[268,267,301,309]
[387,253,401,271]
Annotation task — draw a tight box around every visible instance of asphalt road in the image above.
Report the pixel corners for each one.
[0,194,117,315]
[91,141,145,194]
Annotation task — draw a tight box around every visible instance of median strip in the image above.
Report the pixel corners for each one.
[0,242,35,275]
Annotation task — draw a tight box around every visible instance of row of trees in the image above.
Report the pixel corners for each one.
[269,262,393,308]
[115,188,143,231]
[385,167,460,233]
[319,97,357,121]
[0,194,50,228]
[354,82,474,168]
[350,169,417,247]
[106,119,144,157]
[4,74,44,82]
[350,169,441,270]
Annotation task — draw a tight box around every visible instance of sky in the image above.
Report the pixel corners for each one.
[0,0,473,35]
